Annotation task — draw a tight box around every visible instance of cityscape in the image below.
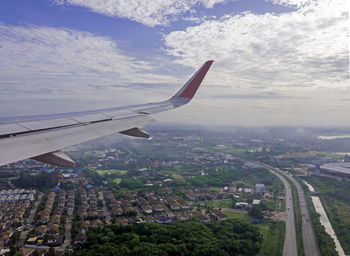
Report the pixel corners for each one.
[0,0,348,255]
[0,126,349,255]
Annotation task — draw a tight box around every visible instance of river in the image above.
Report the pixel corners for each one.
[303,181,345,256]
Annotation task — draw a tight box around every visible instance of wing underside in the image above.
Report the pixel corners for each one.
[0,60,213,167]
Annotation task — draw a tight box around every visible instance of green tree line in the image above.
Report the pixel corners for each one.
[74,219,262,256]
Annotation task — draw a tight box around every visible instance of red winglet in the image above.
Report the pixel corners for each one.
[175,60,213,99]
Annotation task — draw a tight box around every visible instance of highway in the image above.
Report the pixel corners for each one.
[257,161,321,256]
[287,173,321,256]
[265,167,298,256]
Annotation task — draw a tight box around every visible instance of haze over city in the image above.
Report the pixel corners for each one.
[0,0,348,126]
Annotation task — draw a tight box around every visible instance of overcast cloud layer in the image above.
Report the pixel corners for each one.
[0,0,349,126]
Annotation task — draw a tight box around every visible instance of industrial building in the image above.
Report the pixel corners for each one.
[315,162,350,178]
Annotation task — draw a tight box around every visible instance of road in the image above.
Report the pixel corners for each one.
[98,191,111,224]
[61,211,73,250]
[19,192,43,246]
[256,161,320,256]
[266,167,298,256]
[287,173,321,256]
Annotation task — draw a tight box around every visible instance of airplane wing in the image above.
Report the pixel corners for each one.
[0,60,213,167]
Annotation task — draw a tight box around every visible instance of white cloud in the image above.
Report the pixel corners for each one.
[0,22,186,116]
[265,0,316,7]
[53,0,228,26]
[163,0,349,91]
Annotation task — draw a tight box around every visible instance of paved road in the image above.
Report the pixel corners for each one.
[19,192,43,246]
[61,212,73,250]
[287,173,321,256]
[98,191,111,224]
[267,167,298,256]
[258,161,320,256]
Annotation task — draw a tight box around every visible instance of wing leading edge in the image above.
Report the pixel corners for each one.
[0,60,213,167]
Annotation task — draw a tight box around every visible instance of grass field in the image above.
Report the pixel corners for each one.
[222,211,254,222]
[262,199,286,212]
[96,169,128,176]
[309,151,345,160]
[172,173,184,180]
[258,222,285,256]
[111,178,122,185]
[210,186,221,192]
[221,147,262,154]
[82,152,105,159]
[207,200,233,209]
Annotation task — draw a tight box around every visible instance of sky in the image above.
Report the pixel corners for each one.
[0,0,349,126]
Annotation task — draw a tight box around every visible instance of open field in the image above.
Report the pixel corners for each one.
[111,178,122,184]
[172,173,184,180]
[309,151,345,160]
[262,199,286,212]
[207,200,233,209]
[259,222,285,256]
[222,211,254,222]
[221,147,262,154]
[96,169,128,176]
[209,186,221,192]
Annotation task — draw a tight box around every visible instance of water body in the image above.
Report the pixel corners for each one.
[303,181,345,256]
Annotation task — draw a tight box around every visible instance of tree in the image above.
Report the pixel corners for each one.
[248,205,263,220]
[74,219,262,256]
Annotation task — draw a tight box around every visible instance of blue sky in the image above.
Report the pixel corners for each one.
[0,0,348,126]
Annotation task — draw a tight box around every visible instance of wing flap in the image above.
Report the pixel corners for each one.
[0,123,30,136]
[69,113,112,123]
[17,118,79,131]
[32,150,75,167]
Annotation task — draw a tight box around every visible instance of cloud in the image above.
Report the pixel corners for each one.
[0,22,188,117]
[53,0,228,26]
[211,91,299,99]
[265,0,315,7]
[163,0,349,91]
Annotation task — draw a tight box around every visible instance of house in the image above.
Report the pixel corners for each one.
[252,199,261,205]
[73,233,86,246]
[229,182,237,193]
[235,202,249,209]
[255,184,265,195]
[142,216,155,223]
[211,209,228,221]
[117,218,129,226]
[26,237,37,245]
[155,216,173,224]
[192,211,209,223]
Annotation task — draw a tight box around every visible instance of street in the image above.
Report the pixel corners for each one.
[287,173,321,256]
[266,167,298,256]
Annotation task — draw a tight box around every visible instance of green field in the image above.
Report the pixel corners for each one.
[207,200,233,209]
[111,178,122,185]
[222,210,254,222]
[262,199,286,212]
[221,147,262,154]
[96,169,128,176]
[210,186,221,192]
[82,152,105,159]
[309,151,345,160]
[258,222,285,256]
